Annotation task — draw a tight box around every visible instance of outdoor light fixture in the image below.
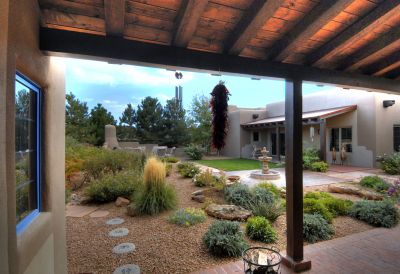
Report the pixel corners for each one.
[252,114,259,119]
[383,100,395,108]
[175,72,183,79]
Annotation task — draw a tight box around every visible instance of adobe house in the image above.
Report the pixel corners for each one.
[223,90,400,167]
[1,1,400,273]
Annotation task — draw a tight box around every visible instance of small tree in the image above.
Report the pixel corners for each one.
[65,93,94,144]
[136,97,163,143]
[89,103,116,146]
[118,103,137,140]
[161,98,188,146]
[188,95,212,149]
[210,82,230,153]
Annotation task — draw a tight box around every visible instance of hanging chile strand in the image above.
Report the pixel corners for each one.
[210,80,231,154]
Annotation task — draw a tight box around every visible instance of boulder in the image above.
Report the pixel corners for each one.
[115,197,130,207]
[205,204,252,221]
[192,195,206,203]
[328,183,384,200]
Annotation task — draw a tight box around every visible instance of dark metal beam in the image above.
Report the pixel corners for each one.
[283,79,311,272]
[224,0,284,55]
[305,0,400,66]
[265,0,353,62]
[337,27,400,71]
[39,27,400,93]
[172,0,208,47]
[104,0,125,36]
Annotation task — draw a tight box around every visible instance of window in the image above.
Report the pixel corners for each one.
[330,128,339,151]
[341,128,352,152]
[330,128,352,152]
[253,131,259,142]
[15,72,41,234]
[394,125,400,152]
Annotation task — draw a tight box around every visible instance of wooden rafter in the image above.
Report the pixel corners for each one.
[104,0,125,36]
[305,0,400,67]
[265,0,353,62]
[172,0,208,47]
[362,51,400,76]
[224,0,284,55]
[337,28,400,71]
[384,66,400,79]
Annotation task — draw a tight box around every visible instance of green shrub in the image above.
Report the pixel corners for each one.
[165,163,172,177]
[252,201,285,222]
[349,200,399,228]
[224,183,255,210]
[185,144,205,160]
[246,216,277,243]
[85,171,141,203]
[169,208,206,226]
[133,158,177,215]
[177,162,201,178]
[193,169,217,187]
[360,176,391,193]
[303,148,320,170]
[379,153,400,175]
[310,161,328,172]
[256,182,281,199]
[203,220,248,257]
[304,191,333,200]
[303,213,333,243]
[162,156,179,163]
[253,186,275,206]
[303,198,333,223]
[323,197,353,216]
[304,192,353,217]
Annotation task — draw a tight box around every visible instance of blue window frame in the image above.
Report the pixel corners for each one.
[15,72,41,235]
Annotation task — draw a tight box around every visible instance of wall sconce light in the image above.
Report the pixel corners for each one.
[252,114,259,119]
[383,100,395,108]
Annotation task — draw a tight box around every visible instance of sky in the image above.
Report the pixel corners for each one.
[64,58,336,119]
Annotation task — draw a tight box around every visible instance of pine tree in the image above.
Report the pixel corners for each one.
[136,97,163,143]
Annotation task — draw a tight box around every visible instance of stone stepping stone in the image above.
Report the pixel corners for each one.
[109,228,129,237]
[66,205,98,218]
[106,218,125,225]
[113,264,140,274]
[112,243,136,254]
[89,210,109,218]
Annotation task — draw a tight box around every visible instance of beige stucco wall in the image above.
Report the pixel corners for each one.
[374,93,400,157]
[0,1,67,273]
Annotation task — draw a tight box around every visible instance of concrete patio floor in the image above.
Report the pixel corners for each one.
[192,224,400,274]
[225,166,380,188]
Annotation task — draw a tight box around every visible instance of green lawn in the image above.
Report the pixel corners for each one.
[196,158,284,171]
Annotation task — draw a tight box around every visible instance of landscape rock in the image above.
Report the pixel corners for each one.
[328,183,384,200]
[205,204,252,221]
[68,171,85,190]
[192,195,205,203]
[126,204,137,217]
[280,188,286,198]
[115,197,130,207]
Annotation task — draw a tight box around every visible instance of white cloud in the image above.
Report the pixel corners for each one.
[65,58,194,87]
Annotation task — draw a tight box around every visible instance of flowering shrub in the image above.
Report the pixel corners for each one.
[193,169,217,187]
[169,208,206,226]
[388,179,400,202]
[177,162,201,178]
[378,153,400,175]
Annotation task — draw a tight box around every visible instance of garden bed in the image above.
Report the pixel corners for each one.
[67,167,378,274]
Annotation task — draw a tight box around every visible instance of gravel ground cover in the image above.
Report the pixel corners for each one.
[67,167,374,274]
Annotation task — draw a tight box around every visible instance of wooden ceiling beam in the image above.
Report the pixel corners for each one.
[172,0,209,47]
[337,28,400,71]
[265,0,353,62]
[104,0,125,36]
[384,66,400,79]
[305,0,400,67]
[40,27,400,93]
[224,0,284,55]
[361,51,400,76]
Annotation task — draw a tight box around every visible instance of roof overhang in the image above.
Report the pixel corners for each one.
[242,105,357,129]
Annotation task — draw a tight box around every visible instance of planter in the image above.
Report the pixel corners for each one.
[227,175,240,182]
[242,247,282,274]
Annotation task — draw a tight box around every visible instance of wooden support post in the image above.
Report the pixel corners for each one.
[282,79,311,272]
[276,126,281,161]
[320,120,327,162]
